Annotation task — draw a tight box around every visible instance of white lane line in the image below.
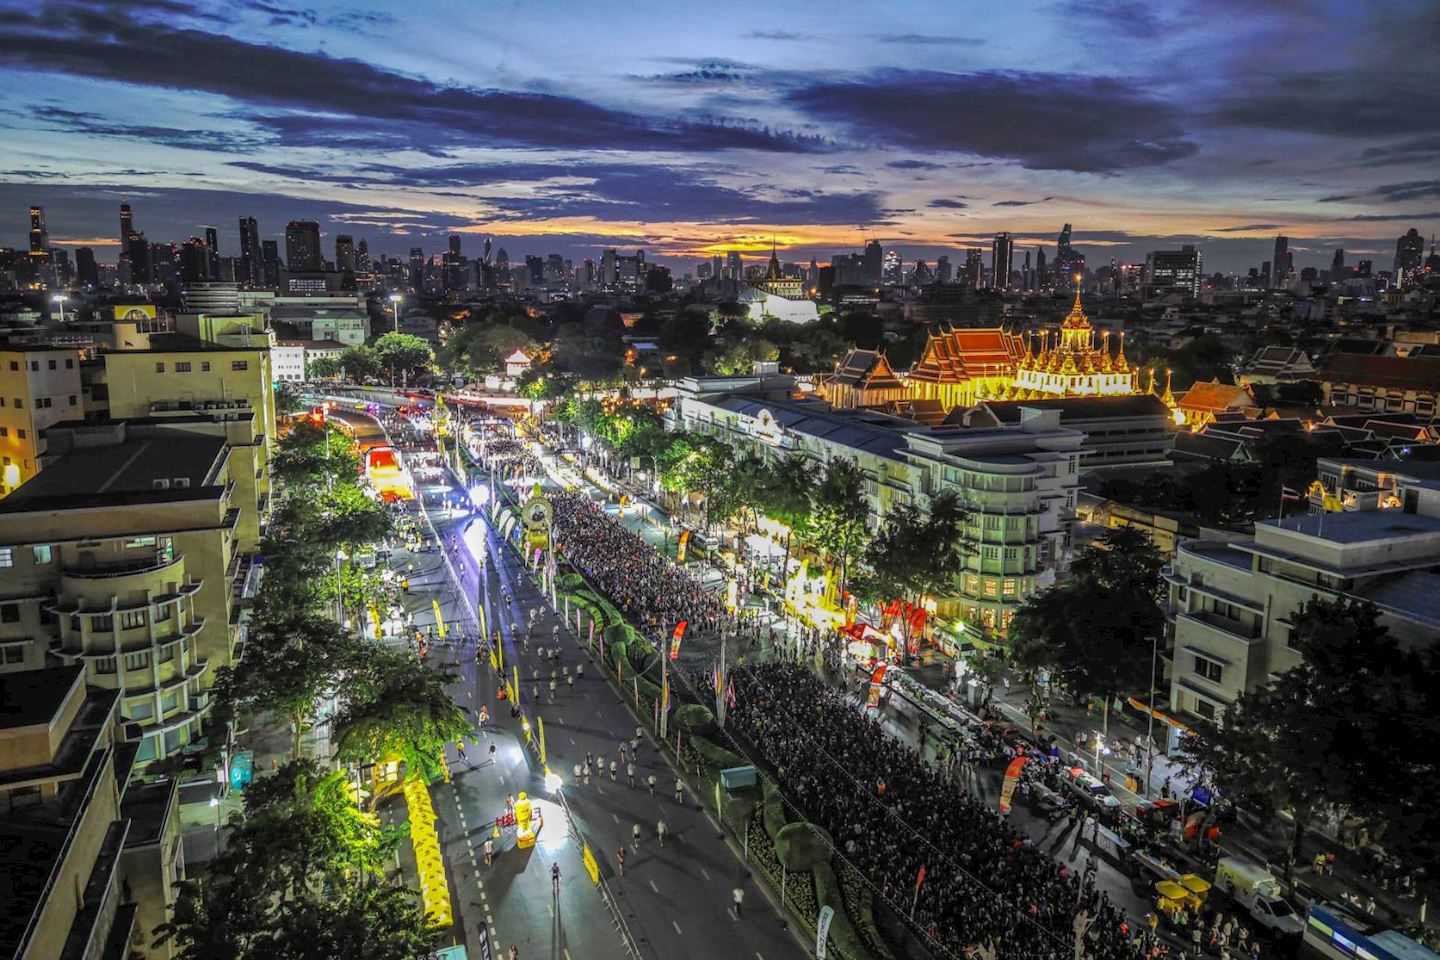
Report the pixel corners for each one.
[757,953,766,960]
[611,812,618,822]
[700,867,710,881]
[672,920,683,936]
[648,879,658,893]
[564,951,573,960]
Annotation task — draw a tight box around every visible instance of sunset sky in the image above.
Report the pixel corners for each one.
[2,0,1437,272]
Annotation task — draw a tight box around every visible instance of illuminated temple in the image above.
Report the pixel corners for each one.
[822,285,1144,411]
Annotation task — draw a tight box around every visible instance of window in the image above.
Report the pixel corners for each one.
[201,361,211,372]
[983,578,999,597]
[95,656,117,674]
[1,645,24,665]
[0,428,6,437]
[124,651,151,671]
[47,359,56,370]
[175,361,192,372]
[231,360,249,371]
[1194,699,1217,721]
[125,699,155,722]
[68,395,76,405]
[0,603,19,623]
[1193,655,1224,684]
[0,548,11,568]
[155,603,173,622]
[12,399,21,409]
[91,614,114,632]
[16,429,25,440]
[155,362,166,373]
[161,691,180,713]
[120,610,146,630]
[125,536,157,548]
[159,537,174,562]
[6,361,15,371]
[29,361,38,372]
[65,358,74,369]
[157,643,176,663]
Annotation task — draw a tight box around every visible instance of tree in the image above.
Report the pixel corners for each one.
[852,492,968,663]
[761,454,816,591]
[808,458,870,600]
[332,651,472,795]
[307,355,342,379]
[1009,526,1165,724]
[705,337,779,376]
[338,345,381,382]
[270,422,361,492]
[371,332,433,384]
[1179,597,1436,880]
[155,761,438,960]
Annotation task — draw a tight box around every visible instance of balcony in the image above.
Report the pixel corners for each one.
[62,552,181,581]
[1177,610,1262,644]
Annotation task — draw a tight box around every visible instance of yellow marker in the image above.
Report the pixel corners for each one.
[583,844,600,885]
[370,603,382,640]
[538,716,546,765]
[513,665,520,703]
[432,599,447,638]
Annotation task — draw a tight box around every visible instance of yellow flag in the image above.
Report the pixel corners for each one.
[538,717,546,764]
[583,844,600,885]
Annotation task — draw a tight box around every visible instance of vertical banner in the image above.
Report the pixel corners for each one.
[669,620,688,661]
[538,717,546,765]
[998,756,1029,813]
[726,578,738,612]
[583,845,600,885]
[816,905,835,960]
[676,529,690,564]
[866,663,888,711]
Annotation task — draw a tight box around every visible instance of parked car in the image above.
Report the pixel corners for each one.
[1061,766,1123,814]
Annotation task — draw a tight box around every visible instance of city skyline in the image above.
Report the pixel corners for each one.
[1,0,1438,271]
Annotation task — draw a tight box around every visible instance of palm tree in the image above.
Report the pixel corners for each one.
[763,454,816,593]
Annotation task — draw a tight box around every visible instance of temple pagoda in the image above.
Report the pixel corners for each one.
[1007,283,1138,399]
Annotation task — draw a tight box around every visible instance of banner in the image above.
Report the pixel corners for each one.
[669,620,688,661]
[582,844,600,885]
[865,663,888,710]
[726,578,738,612]
[538,716,546,765]
[915,864,927,893]
[816,905,835,960]
[676,529,690,564]
[998,756,1029,813]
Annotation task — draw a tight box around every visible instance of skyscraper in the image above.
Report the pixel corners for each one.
[1054,224,1085,286]
[238,216,261,286]
[261,239,280,286]
[1021,250,1032,290]
[76,246,98,287]
[1393,228,1424,287]
[119,202,133,246]
[448,235,462,257]
[1143,245,1203,299]
[285,220,323,273]
[335,234,356,272]
[1035,247,1047,288]
[1272,236,1291,288]
[862,240,883,285]
[357,238,371,272]
[964,249,983,288]
[28,206,48,256]
[710,253,723,282]
[936,255,952,284]
[204,227,219,280]
[991,232,1014,290]
[726,250,743,281]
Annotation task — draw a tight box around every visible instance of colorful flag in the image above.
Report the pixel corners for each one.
[725,676,737,708]
[669,620,688,660]
[865,663,888,710]
[999,756,1029,813]
[676,529,690,564]
[914,864,927,893]
[1280,485,1301,502]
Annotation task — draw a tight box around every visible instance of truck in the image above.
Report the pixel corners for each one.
[1214,855,1304,937]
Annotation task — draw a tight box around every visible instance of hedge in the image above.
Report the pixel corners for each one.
[839,860,896,960]
[762,778,787,843]
[675,703,716,736]
[775,821,833,872]
[814,862,871,960]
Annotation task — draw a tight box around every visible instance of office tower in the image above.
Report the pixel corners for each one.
[1053,223,1084,284]
[357,238,371,272]
[75,246,98,287]
[601,249,618,286]
[125,232,150,284]
[119,202,133,246]
[1021,250,1032,290]
[964,248,983,288]
[862,240,883,285]
[203,227,219,279]
[1332,249,1344,272]
[28,206,48,255]
[238,216,261,286]
[1143,244,1203,298]
[991,232,1014,290]
[726,250,743,281]
[284,220,323,272]
[448,235,462,257]
[1393,228,1424,286]
[526,255,545,284]
[936,255,952,284]
[1272,235,1291,288]
[697,260,712,280]
[261,239,280,286]
[709,253,723,282]
[181,237,209,285]
[335,234,356,272]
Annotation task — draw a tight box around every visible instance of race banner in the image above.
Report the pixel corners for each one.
[865,663,888,710]
[676,529,690,564]
[816,905,835,960]
[669,620,688,660]
[726,578,738,612]
[998,756,1029,813]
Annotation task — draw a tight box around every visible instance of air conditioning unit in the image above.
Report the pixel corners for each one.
[174,478,191,489]
[152,478,171,489]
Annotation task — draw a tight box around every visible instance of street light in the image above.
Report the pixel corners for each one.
[51,293,68,324]
[388,293,403,333]
[208,796,221,859]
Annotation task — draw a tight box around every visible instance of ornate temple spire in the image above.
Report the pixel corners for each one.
[766,238,782,280]
[1115,331,1129,371]
[1161,368,1176,407]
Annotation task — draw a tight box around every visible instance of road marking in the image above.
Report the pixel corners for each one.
[757,953,765,960]
[700,868,710,881]
[611,813,618,822]
[648,880,658,893]
[548,903,554,918]
[672,920,683,935]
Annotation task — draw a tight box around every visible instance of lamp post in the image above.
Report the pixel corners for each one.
[334,549,347,629]
[51,293,69,324]
[1093,732,1105,778]
[388,293,403,333]
[1143,634,1159,797]
[208,795,222,860]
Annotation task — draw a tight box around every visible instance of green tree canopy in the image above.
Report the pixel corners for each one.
[809,457,871,597]
[332,651,472,785]
[371,332,433,383]
[338,345,381,382]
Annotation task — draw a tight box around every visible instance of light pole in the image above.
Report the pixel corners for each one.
[1143,634,1159,797]
[388,293,403,333]
[334,549,347,629]
[208,795,221,860]
[51,293,68,324]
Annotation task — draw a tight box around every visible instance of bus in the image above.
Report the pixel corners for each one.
[1304,903,1439,960]
[365,445,414,501]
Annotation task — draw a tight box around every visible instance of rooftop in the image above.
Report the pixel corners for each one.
[1358,571,1440,630]
[0,436,226,514]
[0,665,84,731]
[1266,511,1440,545]
[107,332,268,354]
[983,394,1173,422]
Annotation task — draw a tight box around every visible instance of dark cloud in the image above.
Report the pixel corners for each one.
[817,164,864,175]
[1052,0,1168,40]
[928,199,969,209]
[25,105,251,152]
[876,33,984,46]
[1213,72,1440,139]
[246,1,318,27]
[637,60,752,86]
[993,196,1055,206]
[1320,181,1440,205]
[745,30,811,41]
[1339,212,1440,223]
[1211,223,1285,232]
[1360,135,1440,167]
[887,159,945,170]
[787,70,1196,172]
[0,3,826,155]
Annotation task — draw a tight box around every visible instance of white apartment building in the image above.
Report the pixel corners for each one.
[0,345,84,497]
[1166,509,1440,727]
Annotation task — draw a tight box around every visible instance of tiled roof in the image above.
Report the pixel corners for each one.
[823,349,904,391]
[1178,380,1255,413]
[907,327,1024,384]
[1319,353,1440,392]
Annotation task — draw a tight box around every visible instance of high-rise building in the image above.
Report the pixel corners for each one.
[408,246,425,291]
[284,220,323,273]
[1035,247,1048,289]
[238,216,261,286]
[991,232,1014,290]
[180,237,210,285]
[936,255,953,284]
[964,249,983,288]
[1272,235,1291,288]
[125,232,150,284]
[1143,245,1203,299]
[726,250,743,281]
[0,345,83,498]
[1053,223,1084,285]
[75,246,98,287]
[119,201,134,246]
[862,240,882,285]
[28,205,49,256]
[335,234,356,272]
[261,239,280,286]
[1393,228,1425,287]
[357,238,371,272]
[1021,250,1032,290]
[448,235,462,257]
[1356,259,1373,278]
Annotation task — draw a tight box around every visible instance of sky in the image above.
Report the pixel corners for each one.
[1,0,1438,274]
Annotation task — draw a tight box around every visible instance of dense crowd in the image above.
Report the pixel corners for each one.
[730,661,1142,960]
[550,492,730,636]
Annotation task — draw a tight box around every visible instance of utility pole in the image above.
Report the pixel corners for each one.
[1144,634,1159,798]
